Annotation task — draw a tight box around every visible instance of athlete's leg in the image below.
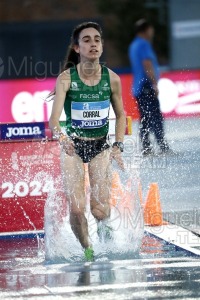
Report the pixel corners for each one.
[61,151,90,249]
[136,92,152,152]
[149,91,169,151]
[88,149,112,221]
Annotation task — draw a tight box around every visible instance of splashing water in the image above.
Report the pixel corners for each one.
[45,157,144,263]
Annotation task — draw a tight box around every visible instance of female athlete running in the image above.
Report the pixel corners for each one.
[49,22,126,261]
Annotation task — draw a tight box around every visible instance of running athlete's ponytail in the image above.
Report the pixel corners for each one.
[47,22,103,98]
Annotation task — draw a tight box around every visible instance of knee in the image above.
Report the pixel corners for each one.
[91,204,110,221]
[69,205,85,218]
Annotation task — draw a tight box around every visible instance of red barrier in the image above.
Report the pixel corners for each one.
[121,70,200,119]
[0,141,61,233]
[120,73,140,120]
[1,70,200,124]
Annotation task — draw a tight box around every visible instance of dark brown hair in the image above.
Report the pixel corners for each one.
[61,21,103,70]
[47,22,103,98]
[134,19,152,34]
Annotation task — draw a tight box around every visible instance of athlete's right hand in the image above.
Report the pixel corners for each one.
[59,136,75,156]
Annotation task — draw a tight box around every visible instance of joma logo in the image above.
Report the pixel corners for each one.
[6,126,42,138]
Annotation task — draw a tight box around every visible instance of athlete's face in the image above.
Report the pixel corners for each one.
[74,27,103,61]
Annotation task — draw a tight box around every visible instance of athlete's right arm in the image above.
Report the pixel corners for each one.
[49,70,71,135]
[49,71,75,155]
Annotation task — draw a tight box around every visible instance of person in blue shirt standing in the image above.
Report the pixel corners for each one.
[129,19,171,155]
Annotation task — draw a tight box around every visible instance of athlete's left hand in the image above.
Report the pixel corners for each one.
[110,147,125,171]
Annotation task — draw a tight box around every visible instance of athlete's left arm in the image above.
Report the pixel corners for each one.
[109,70,126,142]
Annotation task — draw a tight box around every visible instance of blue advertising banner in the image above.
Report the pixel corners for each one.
[0,122,46,140]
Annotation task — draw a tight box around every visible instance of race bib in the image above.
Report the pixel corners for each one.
[71,100,110,129]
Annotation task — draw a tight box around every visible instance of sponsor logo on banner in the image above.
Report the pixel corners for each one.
[0,122,45,140]
[0,72,200,126]
[0,141,61,232]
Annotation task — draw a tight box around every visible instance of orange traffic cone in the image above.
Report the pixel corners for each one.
[125,116,133,135]
[110,171,123,207]
[144,183,168,226]
[138,181,143,206]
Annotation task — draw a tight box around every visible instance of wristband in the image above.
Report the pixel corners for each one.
[112,142,124,152]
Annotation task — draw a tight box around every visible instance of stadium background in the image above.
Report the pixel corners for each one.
[0,0,200,230]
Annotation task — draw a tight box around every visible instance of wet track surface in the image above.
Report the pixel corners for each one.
[1,233,200,299]
[137,117,200,215]
[1,117,200,299]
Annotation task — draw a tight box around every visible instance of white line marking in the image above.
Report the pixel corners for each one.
[145,225,200,255]
[0,230,44,236]
[0,280,184,297]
